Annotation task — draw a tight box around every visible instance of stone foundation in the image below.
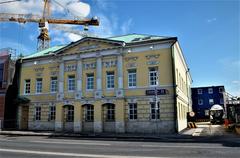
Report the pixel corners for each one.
[29,121,55,131]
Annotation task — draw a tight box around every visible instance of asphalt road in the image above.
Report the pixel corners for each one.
[0,135,240,158]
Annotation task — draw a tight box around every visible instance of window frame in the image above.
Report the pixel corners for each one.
[86,73,94,90]
[68,75,75,91]
[128,103,137,120]
[106,104,115,121]
[149,67,158,87]
[197,89,202,94]
[66,106,74,122]
[35,78,43,94]
[198,99,203,105]
[49,106,56,121]
[128,69,137,88]
[106,71,115,89]
[50,77,58,93]
[208,88,213,94]
[35,106,41,121]
[209,99,214,105]
[85,105,94,122]
[150,102,160,120]
[24,79,31,94]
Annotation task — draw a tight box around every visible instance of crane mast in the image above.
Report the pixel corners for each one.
[0,0,100,51]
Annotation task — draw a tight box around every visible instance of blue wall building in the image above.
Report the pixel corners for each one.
[191,86,225,120]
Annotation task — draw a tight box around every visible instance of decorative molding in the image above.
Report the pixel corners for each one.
[147,61,159,65]
[103,60,117,68]
[124,56,138,62]
[64,64,77,72]
[126,63,137,68]
[34,67,44,72]
[145,54,160,60]
[64,100,74,105]
[83,62,96,70]
[79,44,100,51]
[50,71,58,76]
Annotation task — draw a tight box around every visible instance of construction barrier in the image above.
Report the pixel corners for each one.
[187,122,197,128]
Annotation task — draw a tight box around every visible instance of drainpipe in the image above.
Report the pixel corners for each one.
[171,39,178,133]
[186,68,190,112]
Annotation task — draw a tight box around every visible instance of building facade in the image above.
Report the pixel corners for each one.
[0,48,16,129]
[191,86,225,120]
[18,34,192,134]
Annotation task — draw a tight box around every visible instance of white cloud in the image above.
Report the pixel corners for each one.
[121,18,133,34]
[66,33,82,42]
[207,18,217,23]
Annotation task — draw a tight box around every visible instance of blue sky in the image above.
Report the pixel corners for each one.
[0,0,239,95]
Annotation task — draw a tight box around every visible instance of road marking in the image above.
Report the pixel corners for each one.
[142,145,230,149]
[0,148,168,158]
[31,140,111,146]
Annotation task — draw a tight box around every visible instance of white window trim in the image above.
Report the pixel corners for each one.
[35,106,41,121]
[149,67,159,87]
[209,99,214,105]
[128,69,137,88]
[24,79,31,95]
[68,76,75,92]
[35,78,42,94]
[50,77,58,93]
[197,89,202,94]
[208,88,213,94]
[86,74,94,90]
[198,99,203,105]
[106,72,115,90]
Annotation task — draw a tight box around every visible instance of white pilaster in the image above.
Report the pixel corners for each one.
[95,56,102,98]
[116,55,124,97]
[57,62,64,100]
[75,59,82,99]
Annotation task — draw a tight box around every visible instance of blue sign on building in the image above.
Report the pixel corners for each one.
[191,86,225,120]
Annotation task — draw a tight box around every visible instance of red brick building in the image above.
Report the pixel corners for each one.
[0,49,15,129]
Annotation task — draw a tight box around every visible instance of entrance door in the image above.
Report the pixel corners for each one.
[21,106,29,130]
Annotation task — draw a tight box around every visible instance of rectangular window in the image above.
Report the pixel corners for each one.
[67,106,74,122]
[198,99,203,105]
[0,63,3,87]
[86,74,94,90]
[50,77,57,92]
[35,107,41,121]
[68,75,75,91]
[49,106,56,121]
[197,89,202,94]
[128,103,137,120]
[149,67,158,86]
[128,69,137,88]
[106,104,115,121]
[85,105,94,121]
[106,72,114,89]
[151,102,160,119]
[208,88,213,94]
[25,79,31,94]
[36,78,42,93]
[209,99,214,105]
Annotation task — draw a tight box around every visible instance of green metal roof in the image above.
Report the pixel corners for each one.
[23,45,65,60]
[23,34,174,60]
[108,33,172,43]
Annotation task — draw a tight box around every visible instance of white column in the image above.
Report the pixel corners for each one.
[97,57,102,90]
[57,62,64,100]
[117,55,123,89]
[95,57,102,98]
[116,55,124,97]
[75,59,82,99]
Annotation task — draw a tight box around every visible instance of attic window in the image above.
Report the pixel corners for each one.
[131,38,141,42]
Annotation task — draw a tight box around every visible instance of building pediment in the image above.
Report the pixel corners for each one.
[55,37,124,56]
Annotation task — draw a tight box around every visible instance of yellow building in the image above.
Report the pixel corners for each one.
[18,34,192,134]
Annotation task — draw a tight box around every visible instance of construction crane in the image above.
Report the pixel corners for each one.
[0,0,99,51]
